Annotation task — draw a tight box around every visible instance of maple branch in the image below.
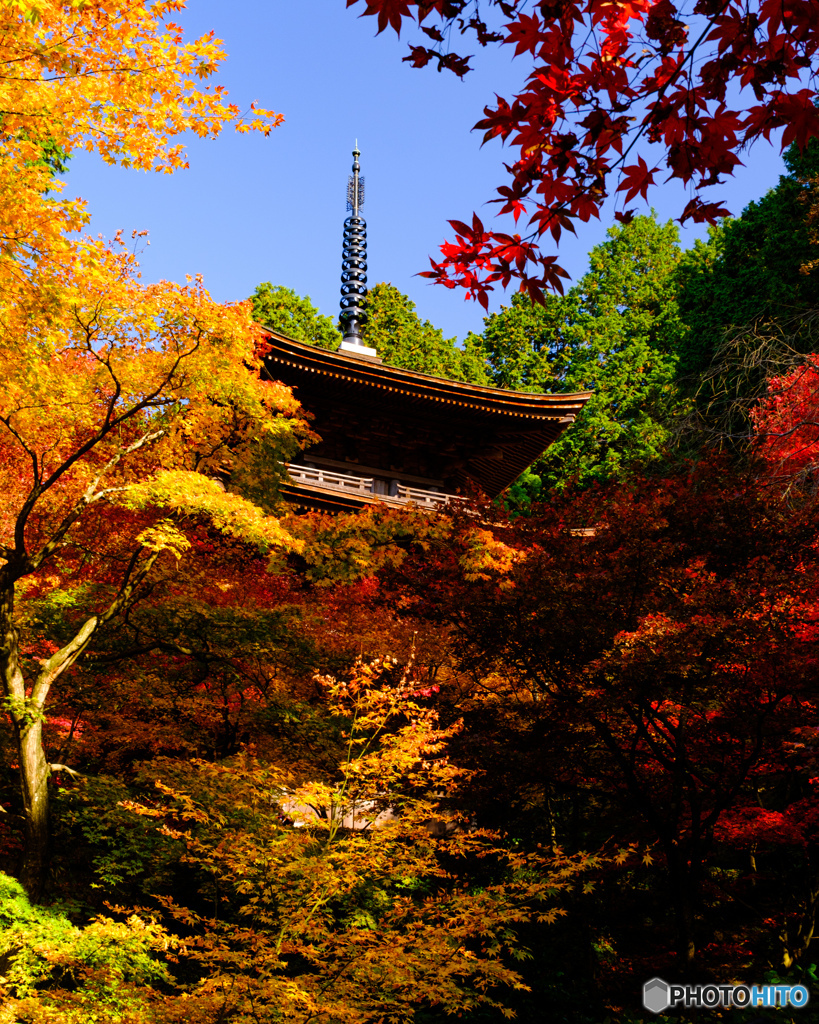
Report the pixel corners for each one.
[573,700,677,844]
[48,763,83,778]
[0,412,40,490]
[74,302,124,429]
[29,544,162,707]
[399,0,818,296]
[700,694,787,832]
[297,952,374,1024]
[84,641,185,664]
[503,0,733,250]
[13,323,204,536]
[23,428,165,576]
[607,5,734,187]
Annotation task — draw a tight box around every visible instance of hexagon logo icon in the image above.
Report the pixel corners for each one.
[643,977,671,1014]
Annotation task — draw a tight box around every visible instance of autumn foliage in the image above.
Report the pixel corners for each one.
[9,455,819,1016]
[373,468,819,983]
[0,0,280,304]
[752,355,819,489]
[0,0,291,900]
[6,1,819,1021]
[347,0,819,305]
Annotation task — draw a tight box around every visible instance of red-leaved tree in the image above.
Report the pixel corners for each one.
[378,464,819,968]
[752,355,819,490]
[347,0,819,305]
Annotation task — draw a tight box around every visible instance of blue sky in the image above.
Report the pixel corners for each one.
[64,1,790,343]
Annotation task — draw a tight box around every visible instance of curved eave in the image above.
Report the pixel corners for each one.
[259,327,592,422]
[469,423,566,496]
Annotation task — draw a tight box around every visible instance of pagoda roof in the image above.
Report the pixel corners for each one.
[262,330,590,421]
[261,329,592,498]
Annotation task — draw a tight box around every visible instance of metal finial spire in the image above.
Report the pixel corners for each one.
[346,143,365,217]
[340,145,375,355]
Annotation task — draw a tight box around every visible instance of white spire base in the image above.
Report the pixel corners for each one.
[340,339,378,359]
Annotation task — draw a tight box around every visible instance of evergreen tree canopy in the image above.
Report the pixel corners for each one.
[675,142,819,387]
[250,283,341,350]
[473,214,684,492]
[463,291,576,394]
[361,282,489,384]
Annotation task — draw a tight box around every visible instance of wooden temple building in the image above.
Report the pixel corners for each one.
[262,330,590,512]
[260,148,591,512]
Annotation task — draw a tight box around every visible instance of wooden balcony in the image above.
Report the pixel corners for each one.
[396,484,456,509]
[286,464,374,496]
[284,464,462,511]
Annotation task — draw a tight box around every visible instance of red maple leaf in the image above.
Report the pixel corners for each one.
[404,44,433,68]
[504,12,543,57]
[616,156,658,204]
[775,90,819,153]
[353,0,414,36]
[678,196,731,223]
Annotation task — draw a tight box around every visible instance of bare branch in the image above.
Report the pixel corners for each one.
[48,763,83,778]
[23,428,166,576]
[673,309,819,453]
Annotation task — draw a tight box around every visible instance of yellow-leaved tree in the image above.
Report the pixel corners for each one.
[116,658,599,1024]
[0,0,290,895]
[0,236,306,895]
[0,0,280,288]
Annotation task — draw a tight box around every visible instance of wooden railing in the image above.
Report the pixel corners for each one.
[397,484,459,509]
[286,464,373,495]
[285,464,462,508]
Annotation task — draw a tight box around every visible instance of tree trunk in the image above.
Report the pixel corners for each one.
[16,713,49,899]
[782,855,819,969]
[666,845,698,968]
[672,883,697,967]
[1,577,50,899]
[0,498,159,900]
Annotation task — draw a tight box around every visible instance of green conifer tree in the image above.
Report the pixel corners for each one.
[361,282,489,384]
[474,214,684,492]
[250,283,341,350]
[675,144,819,385]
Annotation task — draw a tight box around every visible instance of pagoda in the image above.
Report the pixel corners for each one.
[260,148,591,513]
